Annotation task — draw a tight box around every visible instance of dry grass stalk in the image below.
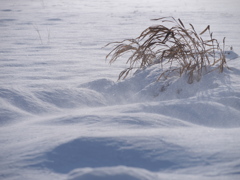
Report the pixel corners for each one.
[105,16,227,83]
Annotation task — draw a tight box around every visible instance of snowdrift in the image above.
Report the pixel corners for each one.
[1,53,240,180]
[80,51,240,128]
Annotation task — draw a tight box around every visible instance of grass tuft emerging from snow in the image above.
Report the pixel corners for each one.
[106,16,227,83]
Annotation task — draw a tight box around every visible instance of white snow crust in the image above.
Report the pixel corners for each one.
[0,0,240,179]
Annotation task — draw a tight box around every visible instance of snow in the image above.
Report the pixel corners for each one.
[1,0,240,179]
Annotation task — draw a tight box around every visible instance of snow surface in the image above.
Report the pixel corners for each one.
[1,0,240,179]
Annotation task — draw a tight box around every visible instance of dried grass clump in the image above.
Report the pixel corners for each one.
[105,17,227,83]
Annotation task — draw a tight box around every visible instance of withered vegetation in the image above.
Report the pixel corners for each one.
[105,17,227,83]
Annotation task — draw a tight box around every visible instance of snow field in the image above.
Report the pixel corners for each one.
[1,0,240,179]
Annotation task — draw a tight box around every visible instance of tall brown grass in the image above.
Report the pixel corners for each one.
[105,17,227,83]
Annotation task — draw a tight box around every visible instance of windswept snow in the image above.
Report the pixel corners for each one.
[1,0,240,180]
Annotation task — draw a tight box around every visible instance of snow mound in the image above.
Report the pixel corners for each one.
[0,87,107,124]
[82,56,239,104]
[80,56,240,128]
[34,87,106,108]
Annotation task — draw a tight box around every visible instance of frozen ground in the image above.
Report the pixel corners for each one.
[0,0,240,179]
